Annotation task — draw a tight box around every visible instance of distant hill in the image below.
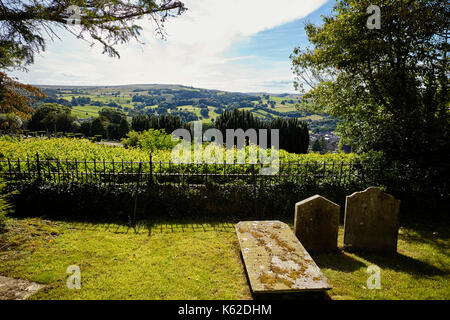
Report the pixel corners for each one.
[36,84,336,134]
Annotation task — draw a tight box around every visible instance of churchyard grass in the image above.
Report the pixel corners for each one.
[0,217,448,300]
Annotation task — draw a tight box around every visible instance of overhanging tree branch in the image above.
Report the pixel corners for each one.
[0,0,187,70]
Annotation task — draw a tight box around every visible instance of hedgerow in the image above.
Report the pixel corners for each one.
[8,177,371,223]
[3,137,445,221]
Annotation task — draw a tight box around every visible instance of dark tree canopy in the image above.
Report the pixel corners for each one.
[291,0,449,164]
[0,0,187,71]
[215,109,310,154]
[90,116,108,137]
[28,102,77,132]
[131,114,186,133]
[99,107,126,124]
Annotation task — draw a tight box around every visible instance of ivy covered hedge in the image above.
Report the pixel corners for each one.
[7,160,448,223]
[1,137,447,222]
[8,178,371,223]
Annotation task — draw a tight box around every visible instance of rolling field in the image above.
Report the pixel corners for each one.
[38,85,303,122]
[35,84,336,134]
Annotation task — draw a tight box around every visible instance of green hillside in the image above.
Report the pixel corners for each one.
[36,84,337,134]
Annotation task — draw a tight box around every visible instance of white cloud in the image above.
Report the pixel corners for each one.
[12,0,327,93]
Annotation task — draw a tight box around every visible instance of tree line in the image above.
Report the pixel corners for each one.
[132,109,310,154]
[22,103,130,140]
[3,102,309,154]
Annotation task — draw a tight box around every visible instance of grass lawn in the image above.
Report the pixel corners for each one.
[0,218,448,300]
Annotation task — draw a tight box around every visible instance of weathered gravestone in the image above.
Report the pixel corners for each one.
[343,187,400,252]
[294,195,340,252]
[236,221,331,294]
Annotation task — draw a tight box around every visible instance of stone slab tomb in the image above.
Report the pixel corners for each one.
[235,221,331,294]
[0,276,44,300]
[343,187,400,252]
[294,195,340,252]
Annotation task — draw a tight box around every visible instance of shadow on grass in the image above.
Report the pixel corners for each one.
[356,252,448,277]
[311,249,447,277]
[144,219,237,236]
[16,215,295,237]
[399,220,450,258]
[52,217,239,235]
[311,250,366,273]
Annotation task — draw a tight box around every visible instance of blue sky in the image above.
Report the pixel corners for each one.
[12,0,334,93]
[225,1,334,92]
[227,3,332,67]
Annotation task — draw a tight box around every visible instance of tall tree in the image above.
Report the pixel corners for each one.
[118,117,130,138]
[28,103,76,132]
[215,109,309,154]
[291,0,449,165]
[90,116,108,137]
[99,107,126,124]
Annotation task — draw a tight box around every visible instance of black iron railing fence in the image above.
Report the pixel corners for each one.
[4,152,447,223]
[0,152,387,186]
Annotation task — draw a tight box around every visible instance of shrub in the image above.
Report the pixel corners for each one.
[122,129,179,153]
[8,175,374,223]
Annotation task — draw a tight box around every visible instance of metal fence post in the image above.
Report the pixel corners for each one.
[360,161,366,185]
[7,158,12,180]
[149,154,153,185]
[132,161,142,230]
[36,152,41,181]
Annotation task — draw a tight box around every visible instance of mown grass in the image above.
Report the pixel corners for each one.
[315,219,450,300]
[0,218,251,300]
[0,218,448,300]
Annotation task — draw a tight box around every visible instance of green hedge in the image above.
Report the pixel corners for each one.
[4,150,448,223]
[8,178,371,223]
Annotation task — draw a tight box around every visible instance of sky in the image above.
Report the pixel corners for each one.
[12,0,335,94]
